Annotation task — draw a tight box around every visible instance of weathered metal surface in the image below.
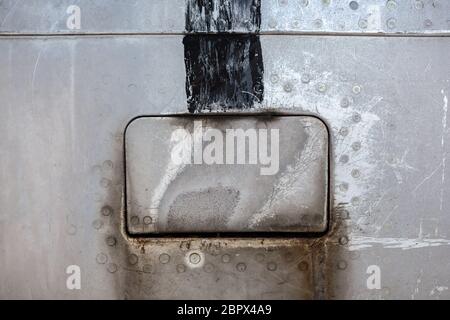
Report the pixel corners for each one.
[260,0,450,34]
[0,14,449,299]
[125,115,329,235]
[0,0,449,35]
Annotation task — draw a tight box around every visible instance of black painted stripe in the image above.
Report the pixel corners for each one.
[184,35,263,113]
[184,0,264,113]
[185,0,261,33]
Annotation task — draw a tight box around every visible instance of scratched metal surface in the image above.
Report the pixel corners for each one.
[1,2,450,299]
[0,0,449,35]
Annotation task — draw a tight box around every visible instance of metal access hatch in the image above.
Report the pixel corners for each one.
[125,115,329,235]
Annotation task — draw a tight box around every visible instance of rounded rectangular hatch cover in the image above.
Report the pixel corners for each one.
[125,115,329,235]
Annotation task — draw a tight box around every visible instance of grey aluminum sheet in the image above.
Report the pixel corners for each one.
[0,0,448,35]
[0,34,449,299]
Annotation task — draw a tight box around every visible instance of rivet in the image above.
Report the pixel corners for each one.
[96,253,108,264]
[236,262,247,272]
[316,83,327,93]
[128,254,138,265]
[301,73,311,84]
[339,154,349,164]
[386,0,397,10]
[102,160,114,170]
[340,97,350,108]
[339,236,349,245]
[291,20,300,28]
[189,252,202,265]
[176,264,186,273]
[101,205,113,217]
[386,18,397,29]
[351,169,361,179]
[159,253,171,264]
[352,141,362,151]
[221,254,231,263]
[352,113,362,123]
[339,127,349,137]
[313,19,323,29]
[414,0,424,9]
[267,262,278,271]
[340,209,350,220]
[106,236,117,247]
[253,84,263,95]
[352,85,361,94]
[283,82,293,93]
[217,18,227,30]
[337,260,348,270]
[358,19,368,29]
[424,19,432,28]
[351,196,361,206]
[349,1,359,10]
[143,216,153,225]
[270,73,279,84]
[107,263,118,273]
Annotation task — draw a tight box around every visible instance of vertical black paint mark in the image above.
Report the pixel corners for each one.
[184,35,263,113]
[184,0,264,113]
[185,0,261,33]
